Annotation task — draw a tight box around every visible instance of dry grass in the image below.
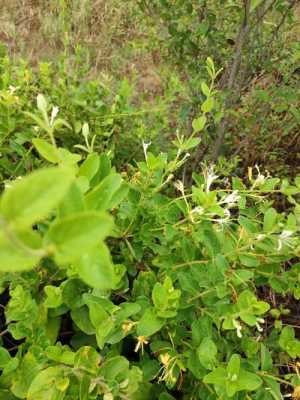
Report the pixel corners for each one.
[0,0,167,99]
[0,1,148,71]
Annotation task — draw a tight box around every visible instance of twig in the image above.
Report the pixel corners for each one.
[267,0,297,47]
[212,0,251,161]
[211,0,281,161]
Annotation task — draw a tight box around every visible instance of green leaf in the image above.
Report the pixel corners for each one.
[27,367,69,400]
[101,356,129,381]
[263,376,283,400]
[197,338,217,370]
[260,343,273,371]
[227,354,240,377]
[201,82,210,97]
[71,306,95,335]
[86,298,109,328]
[201,97,214,113]
[152,282,168,310]
[237,369,262,392]
[61,278,86,309]
[107,183,129,210]
[239,254,260,267]
[0,229,42,272]
[57,148,81,166]
[137,308,164,337]
[1,167,74,229]
[192,116,207,133]
[11,351,42,398]
[75,243,115,290]
[44,286,62,308]
[74,346,101,375]
[0,347,11,368]
[183,137,201,150]
[203,366,227,387]
[114,302,141,325]
[32,139,60,163]
[85,173,123,211]
[45,211,113,263]
[279,327,300,358]
[192,317,213,346]
[263,208,278,232]
[78,153,100,181]
[96,319,114,349]
[58,181,85,217]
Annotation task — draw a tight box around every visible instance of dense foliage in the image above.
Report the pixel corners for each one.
[0,1,299,399]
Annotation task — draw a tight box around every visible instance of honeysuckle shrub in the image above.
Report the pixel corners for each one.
[0,92,299,400]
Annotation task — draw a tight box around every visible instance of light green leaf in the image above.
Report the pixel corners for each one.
[237,369,262,392]
[45,211,113,263]
[101,356,129,381]
[27,366,69,400]
[183,137,201,150]
[85,173,123,211]
[11,351,42,398]
[75,243,115,290]
[201,97,214,113]
[203,366,227,386]
[260,343,273,371]
[192,116,207,133]
[58,181,85,217]
[239,254,260,267]
[201,82,210,97]
[227,354,240,377]
[74,346,101,375]
[0,229,43,272]
[263,208,278,232]
[137,308,164,337]
[0,347,11,368]
[107,183,129,210]
[1,167,74,229]
[57,148,81,166]
[152,283,168,310]
[44,286,62,308]
[32,138,60,163]
[263,376,283,400]
[78,153,100,181]
[96,319,114,349]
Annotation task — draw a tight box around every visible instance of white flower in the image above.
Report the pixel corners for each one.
[233,319,243,338]
[256,322,263,332]
[215,209,231,230]
[174,180,184,193]
[181,152,190,163]
[256,234,266,241]
[204,165,219,192]
[191,206,204,215]
[8,85,17,94]
[142,140,151,161]
[50,106,59,126]
[221,190,241,207]
[252,165,270,187]
[277,230,294,251]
